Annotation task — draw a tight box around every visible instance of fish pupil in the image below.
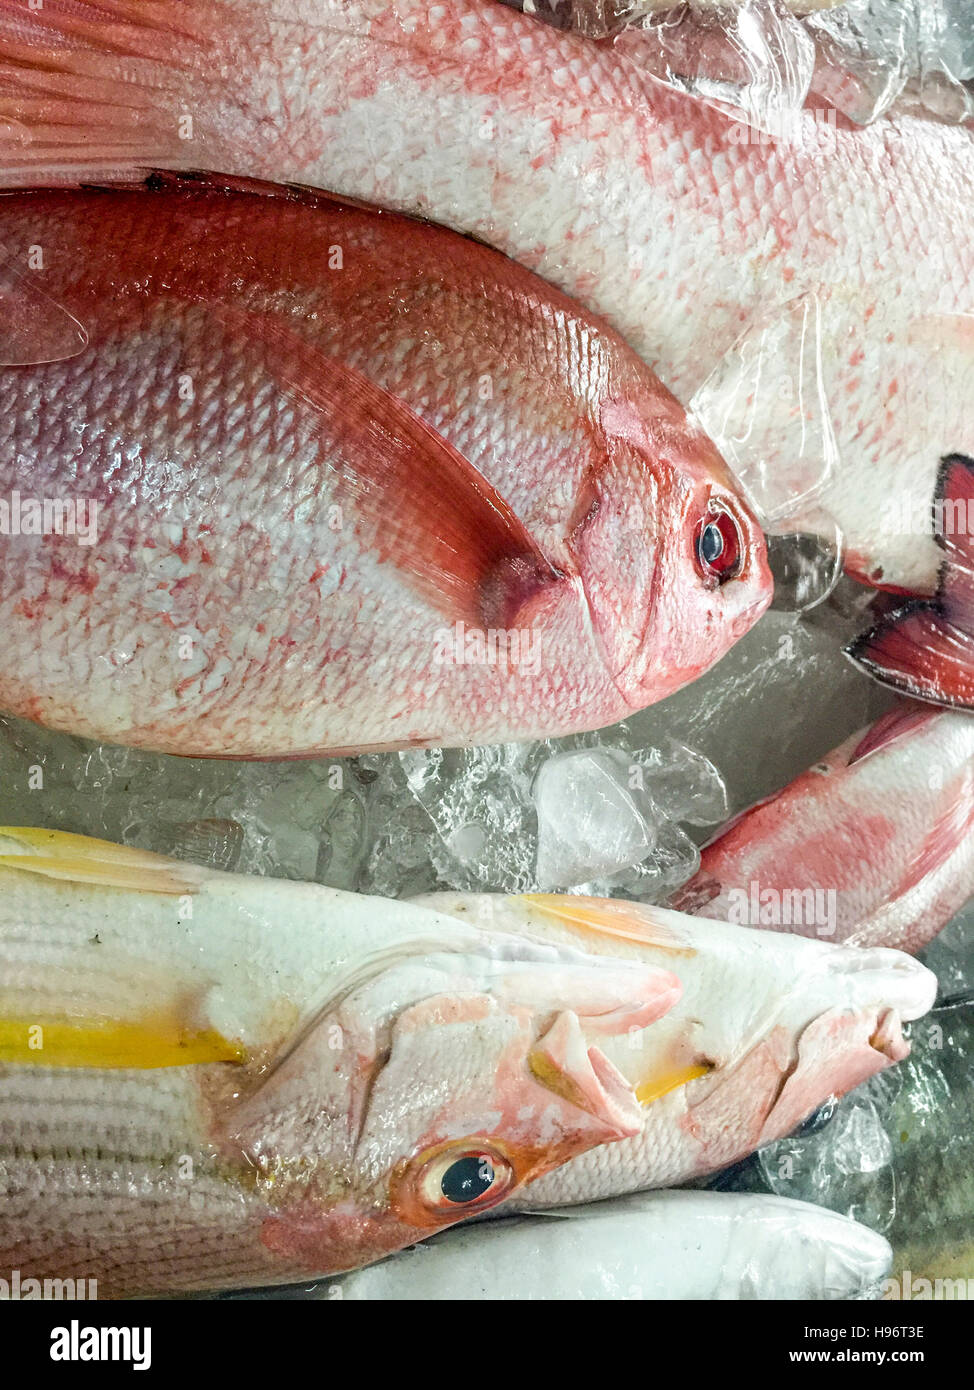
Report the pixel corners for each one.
[700,522,725,566]
[441,1155,495,1204]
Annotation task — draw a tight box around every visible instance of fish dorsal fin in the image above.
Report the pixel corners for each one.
[520,895,695,957]
[0,827,205,895]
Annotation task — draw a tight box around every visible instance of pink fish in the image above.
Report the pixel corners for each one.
[0,179,769,756]
[1,0,968,704]
[672,704,974,953]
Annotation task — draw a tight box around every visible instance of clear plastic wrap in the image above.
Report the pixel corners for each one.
[505,0,974,127]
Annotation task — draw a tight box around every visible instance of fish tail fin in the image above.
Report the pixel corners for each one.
[846,454,974,708]
[0,0,220,186]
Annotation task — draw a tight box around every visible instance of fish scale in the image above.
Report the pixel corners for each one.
[0,828,935,1295]
[2,0,970,700]
[0,179,769,755]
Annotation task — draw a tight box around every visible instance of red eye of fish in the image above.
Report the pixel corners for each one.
[694,505,743,585]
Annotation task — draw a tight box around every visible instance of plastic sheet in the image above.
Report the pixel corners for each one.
[506,0,974,127]
[719,996,974,1291]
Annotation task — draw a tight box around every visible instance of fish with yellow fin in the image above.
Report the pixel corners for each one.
[0,828,934,1295]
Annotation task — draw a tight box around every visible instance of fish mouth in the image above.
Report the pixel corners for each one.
[870,1007,909,1063]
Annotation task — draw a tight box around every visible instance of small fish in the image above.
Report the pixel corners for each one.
[0,179,769,756]
[261,1190,892,1301]
[0,828,934,1294]
[0,0,971,702]
[672,703,974,953]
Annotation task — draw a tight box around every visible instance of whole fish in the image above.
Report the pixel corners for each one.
[672,704,974,953]
[0,827,934,1295]
[259,1190,893,1301]
[0,181,770,757]
[0,0,971,701]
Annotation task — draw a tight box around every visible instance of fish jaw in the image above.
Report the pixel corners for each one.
[523,938,935,1206]
[211,940,681,1279]
[572,405,773,709]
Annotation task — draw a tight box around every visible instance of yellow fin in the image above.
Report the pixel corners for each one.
[520,895,695,957]
[0,1013,245,1069]
[0,827,203,895]
[635,1063,712,1106]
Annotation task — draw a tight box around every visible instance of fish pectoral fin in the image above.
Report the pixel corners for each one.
[206,303,561,629]
[846,454,974,709]
[0,1010,245,1069]
[0,827,205,894]
[520,894,696,956]
[847,703,938,764]
[529,1010,643,1140]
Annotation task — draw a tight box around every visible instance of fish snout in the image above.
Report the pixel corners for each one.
[825,945,938,1022]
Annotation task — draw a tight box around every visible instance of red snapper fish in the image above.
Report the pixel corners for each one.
[673,704,974,954]
[0,0,971,703]
[0,180,769,756]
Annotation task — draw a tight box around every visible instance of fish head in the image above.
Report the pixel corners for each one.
[436,898,936,1204]
[601,918,937,1193]
[222,931,681,1274]
[573,393,772,706]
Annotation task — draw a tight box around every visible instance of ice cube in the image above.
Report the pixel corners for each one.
[534,747,656,889]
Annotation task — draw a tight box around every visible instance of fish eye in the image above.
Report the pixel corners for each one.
[694,504,743,585]
[440,1153,496,1204]
[397,1141,516,1223]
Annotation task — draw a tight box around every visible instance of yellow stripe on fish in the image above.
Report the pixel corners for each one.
[0,1013,245,1069]
[635,1063,713,1107]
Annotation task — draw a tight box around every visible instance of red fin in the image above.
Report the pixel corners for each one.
[0,0,210,186]
[0,241,88,363]
[846,456,974,708]
[847,703,939,766]
[212,305,558,627]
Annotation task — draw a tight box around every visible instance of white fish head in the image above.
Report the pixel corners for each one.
[217,930,681,1274]
[408,895,936,1202]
